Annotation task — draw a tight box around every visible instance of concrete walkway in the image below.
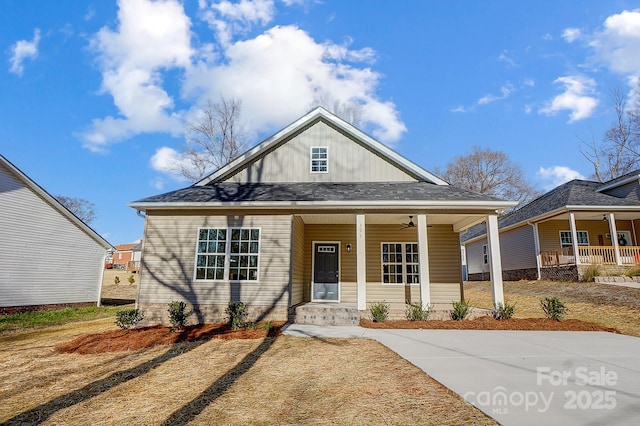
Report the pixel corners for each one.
[283,324,640,425]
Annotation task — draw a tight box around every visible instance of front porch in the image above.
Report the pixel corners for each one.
[541,246,640,267]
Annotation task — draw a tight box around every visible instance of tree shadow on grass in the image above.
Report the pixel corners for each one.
[1,328,202,426]
[161,336,277,425]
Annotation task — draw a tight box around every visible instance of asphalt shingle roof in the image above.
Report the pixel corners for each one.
[133,182,506,204]
[462,177,640,241]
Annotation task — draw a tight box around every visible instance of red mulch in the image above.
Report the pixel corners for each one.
[55,322,286,355]
[361,317,620,332]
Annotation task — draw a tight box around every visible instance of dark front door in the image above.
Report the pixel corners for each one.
[313,243,339,301]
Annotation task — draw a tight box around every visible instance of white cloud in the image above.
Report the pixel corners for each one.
[450,105,466,113]
[589,9,640,78]
[81,0,193,151]
[538,166,585,190]
[83,0,406,158]
[498,51,516,67]
[149,146,193,181]
[184,25,406,143]
[477,83,515,105]
[562,27,582,43]
[199,0,275,46]
[524,104,533,114]
[9,28,41,75]
[539,75,598,122]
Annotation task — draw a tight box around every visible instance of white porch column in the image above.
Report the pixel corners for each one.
[569,213,580,265]
[417,214,431,307]
[356,214,367,310]
[486,214,504,306]
[608,213,622,266]
[532,222,541,280]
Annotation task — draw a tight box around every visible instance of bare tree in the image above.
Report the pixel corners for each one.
[314,90,364,127]
[55,196,96,225]
[581,86,640,182]
[177,97,247,182]
[436,146,540,205]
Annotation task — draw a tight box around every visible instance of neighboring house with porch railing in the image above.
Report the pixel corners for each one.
[462,171,640,281]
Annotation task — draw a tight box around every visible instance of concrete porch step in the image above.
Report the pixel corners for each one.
[290,303,360,326]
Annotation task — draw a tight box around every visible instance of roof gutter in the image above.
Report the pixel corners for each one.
[596,174,640,193]
[129,200,518,212]
[463,204,640,244]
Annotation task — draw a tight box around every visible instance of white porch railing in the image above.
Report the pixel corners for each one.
[541,246,640,267]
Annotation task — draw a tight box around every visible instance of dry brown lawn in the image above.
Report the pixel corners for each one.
[0,319,495,425]
[464,280,640,337]
[101,269,138,301]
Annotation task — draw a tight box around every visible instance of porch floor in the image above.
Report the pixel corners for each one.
[290,302,360,326]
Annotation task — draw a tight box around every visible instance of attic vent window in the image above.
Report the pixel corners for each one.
[310,146,328,173]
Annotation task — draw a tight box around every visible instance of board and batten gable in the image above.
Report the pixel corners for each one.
[221,120,419,184]
[0,160,108,308]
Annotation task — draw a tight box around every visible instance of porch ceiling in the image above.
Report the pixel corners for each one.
[298,213,487,231]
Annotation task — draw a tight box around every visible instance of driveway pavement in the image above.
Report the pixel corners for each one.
[283,325,640,425]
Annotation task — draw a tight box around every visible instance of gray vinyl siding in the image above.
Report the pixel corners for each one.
[500,225,537,270]
[291,216,305,305]
[0,163,106,307]
[602,181,640,201]
[139,212,292,308]
[224,121,417,183]
[465,239,488,275]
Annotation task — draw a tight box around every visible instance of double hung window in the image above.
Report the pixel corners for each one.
[310,147,328,173]
[195,228,260,281]
[559,231,589,248]
[381,243,420,284]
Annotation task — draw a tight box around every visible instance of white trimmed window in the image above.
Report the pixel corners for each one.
[381,243,420,285]
[482,244,488,264]
[310,146,328,173]
[559,231,589,248]
[195,228,260,281]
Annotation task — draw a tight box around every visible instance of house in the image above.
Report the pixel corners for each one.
[130,107,517,325]
[0,154,113,314]
[463,172,640,282]
[112,241,142,271]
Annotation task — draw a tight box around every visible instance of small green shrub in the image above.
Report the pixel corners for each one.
[540,296,567,321]
[259,321,272,332]
[450,299,471,321]
[128,275,136,285]
[405,301,431,321]
[492,301,516,320]
[115,309,144,329]
[581,265,600,282]
[369,301,390,322]
[114,276,120,285]
[226,301,248,330]
[167,300,189,331]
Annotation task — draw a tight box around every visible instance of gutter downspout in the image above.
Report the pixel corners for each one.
[96,250,108,307]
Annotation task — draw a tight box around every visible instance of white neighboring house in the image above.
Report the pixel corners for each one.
[0,154,113,313]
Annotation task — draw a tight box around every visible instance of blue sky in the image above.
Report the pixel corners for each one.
[2,0,640,245]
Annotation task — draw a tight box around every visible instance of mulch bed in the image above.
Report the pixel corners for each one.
[55,321,286,355]
[361,317,620,332]
[55,317,619,355]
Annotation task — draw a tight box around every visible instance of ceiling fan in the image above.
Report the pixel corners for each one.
[400,215,432,229]
[401,216,416,229]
